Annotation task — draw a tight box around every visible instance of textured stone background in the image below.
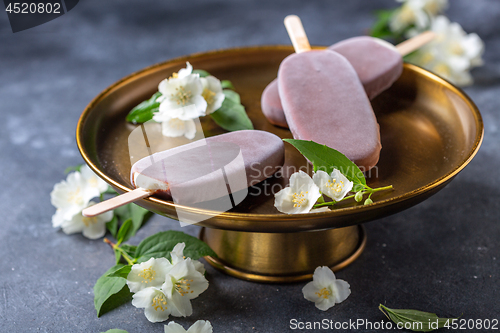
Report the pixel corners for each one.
[0,0,499,332]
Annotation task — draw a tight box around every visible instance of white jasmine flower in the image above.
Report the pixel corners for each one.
[171,243,206,275]
[132,287,181,323]
[309,207,331,213]
[164,320,213,333]
[274,171,322,214]
[59,201,113,239]
[390,1,428,33]
[176,62,193,79]
[51,166,109,228]
[312,169,353,202]
[80,165,109,200]
[50,171,89,221]
[51,167,112,239]
[302,266,351,311]
[419,0,448,16]
[170,243,186,265]
[127,257,174,293]
[192,260,206,276]
[157,72,207,115]
[201,76,225,115]
[52,208,66,228]
[390,0,448,33]
[409,16,484,86]
[162,258,209,317]
[153,112,197,139]
[158,102,206,121]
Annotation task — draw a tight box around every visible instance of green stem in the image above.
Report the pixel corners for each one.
[361,184,373,191]
[104,238,136,265]
[116,247,136,265]
[312,185,393,209]
[313,194,355,208]
[370,185,393,193]
[313,201,336,208]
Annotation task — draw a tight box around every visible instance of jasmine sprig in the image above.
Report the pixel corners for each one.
[370,8,400,40]
[282,139,393,211]
[104,238,136,266]
[51,165,114,239]
[313,185,394,208]
[94,231,217,318]
[125,65,253,132]
[369,1,483,87]
[369,0,448,41]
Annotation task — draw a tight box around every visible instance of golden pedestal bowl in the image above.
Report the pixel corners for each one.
[77,46,483,283]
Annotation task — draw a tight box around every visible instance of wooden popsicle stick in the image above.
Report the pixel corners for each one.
[284,15,311,53]
[82,188,153,217]
[396,31,435,56]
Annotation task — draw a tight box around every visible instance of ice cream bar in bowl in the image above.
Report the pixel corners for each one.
[278,15,383,170]
[83,130,284,219]
[261,31,435,128]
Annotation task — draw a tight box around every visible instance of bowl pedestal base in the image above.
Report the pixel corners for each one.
[200,225,366,283]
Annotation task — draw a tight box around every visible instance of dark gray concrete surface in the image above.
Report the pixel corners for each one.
[0,0,499,332]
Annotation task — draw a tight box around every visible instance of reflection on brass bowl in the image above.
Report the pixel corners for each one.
[77,46,483,282]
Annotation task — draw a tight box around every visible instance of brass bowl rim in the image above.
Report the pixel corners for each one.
[77,45,484,225]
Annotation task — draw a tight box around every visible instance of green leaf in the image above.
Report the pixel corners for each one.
[121,244,137,258]
[379,304,457,332]
[192,69,210,77]
[283,139,366,186]
[114,249,121,265]
[113,204,152,242]
[105,186,118,195]
[107,265,132,279]
[125,92,161,124]
[353,184,365,192]
[221,80,235,89]
[223,89,240,104]
[116,219,133,244]
[94,264,132,317]
[135,231,217,263]
[101,329,129,333]
[370,9,396,39]
[106,216,119,239]
[210,91,253,132]
[113,205,130,221]
[129,204,151,234]
[114,244,137,265]
[64,164,83,174]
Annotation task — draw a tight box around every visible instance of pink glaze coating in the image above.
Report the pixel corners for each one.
[278,50,381,170]
[130,130,284,202]
[329,36,403,100]
[261,36,403,128]
[260,79,288,128]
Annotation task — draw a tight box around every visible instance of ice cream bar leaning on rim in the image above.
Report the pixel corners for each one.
[262,31,435,128]
[83,130,284,217]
